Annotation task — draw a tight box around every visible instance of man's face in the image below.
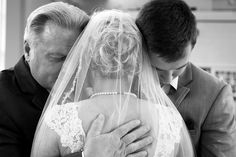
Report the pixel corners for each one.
[149,44,192,86]
[27,21,80,91]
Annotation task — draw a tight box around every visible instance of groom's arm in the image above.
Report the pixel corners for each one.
[200,85,236,157]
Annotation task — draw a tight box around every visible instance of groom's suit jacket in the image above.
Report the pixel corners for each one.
[0,57,82,157]
[167,62,236,157]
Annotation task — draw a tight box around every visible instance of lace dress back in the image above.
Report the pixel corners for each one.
[45,96,188,157]
[45,104,85,153]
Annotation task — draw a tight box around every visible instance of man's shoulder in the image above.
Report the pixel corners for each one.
[184,63,229,103]
[0,68,20,113]
[0,68,15,86]
[190,63,226,88]
[0,67,22,100]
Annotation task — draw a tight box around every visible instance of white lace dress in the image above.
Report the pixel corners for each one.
[45,104,85,153]
[45,103,185,157]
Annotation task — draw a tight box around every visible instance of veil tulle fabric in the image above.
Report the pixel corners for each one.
[31,10,194,157]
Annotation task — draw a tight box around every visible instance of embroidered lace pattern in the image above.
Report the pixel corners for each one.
[154,105,183,157]
[45,103,85,153]
[45,102,183,156]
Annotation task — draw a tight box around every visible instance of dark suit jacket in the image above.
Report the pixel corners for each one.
[168,63,236,157]
[0,57,82,157]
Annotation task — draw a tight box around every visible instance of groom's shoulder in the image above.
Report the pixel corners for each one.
[189,62,226,87]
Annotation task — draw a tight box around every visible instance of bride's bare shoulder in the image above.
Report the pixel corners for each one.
[63,99,95,109]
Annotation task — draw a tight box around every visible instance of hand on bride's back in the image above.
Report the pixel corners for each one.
[84,114,153,157]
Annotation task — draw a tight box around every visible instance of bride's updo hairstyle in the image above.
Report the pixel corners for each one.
[87,10,142,78]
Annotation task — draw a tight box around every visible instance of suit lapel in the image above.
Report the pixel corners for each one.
[169,86,190,108]
[169,63,193,108]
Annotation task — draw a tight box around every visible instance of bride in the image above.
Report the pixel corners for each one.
[31,10,194,157]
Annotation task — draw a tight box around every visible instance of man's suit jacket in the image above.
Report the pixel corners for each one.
[168,62,236,157]
[0,57,81,157]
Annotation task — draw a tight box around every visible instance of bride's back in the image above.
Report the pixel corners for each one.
[73,94,193,157]
[76,95,157,133]
[75,94,158,156]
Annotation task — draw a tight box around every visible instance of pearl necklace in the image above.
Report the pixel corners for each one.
[89,92,137,99]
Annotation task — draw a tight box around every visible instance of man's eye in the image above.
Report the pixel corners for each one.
[49,56,66,62]
[156,68,165,72]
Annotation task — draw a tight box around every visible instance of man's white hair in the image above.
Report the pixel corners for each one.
[24,2,89,42]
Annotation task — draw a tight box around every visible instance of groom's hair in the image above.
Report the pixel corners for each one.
[136,0,198,62]
[24,2,90,46]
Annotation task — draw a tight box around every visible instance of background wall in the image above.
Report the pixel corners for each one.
[4,0,50,69]
[191,12,236,67]
[4,0,24,68]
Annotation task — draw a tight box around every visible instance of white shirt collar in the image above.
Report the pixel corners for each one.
[170,77,178,90]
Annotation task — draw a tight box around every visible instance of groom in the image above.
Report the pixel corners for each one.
[0,2,152,157]
[136,0,236,156]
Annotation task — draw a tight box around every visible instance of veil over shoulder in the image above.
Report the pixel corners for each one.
[31,10,194,157]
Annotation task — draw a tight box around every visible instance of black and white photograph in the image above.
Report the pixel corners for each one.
[0,0,236,157]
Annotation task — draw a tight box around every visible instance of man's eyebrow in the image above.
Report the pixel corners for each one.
[47,52,66,57]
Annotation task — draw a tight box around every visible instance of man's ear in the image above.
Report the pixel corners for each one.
[24,40,30,62]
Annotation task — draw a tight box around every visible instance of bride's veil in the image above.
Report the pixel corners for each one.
[31,9,194,157]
